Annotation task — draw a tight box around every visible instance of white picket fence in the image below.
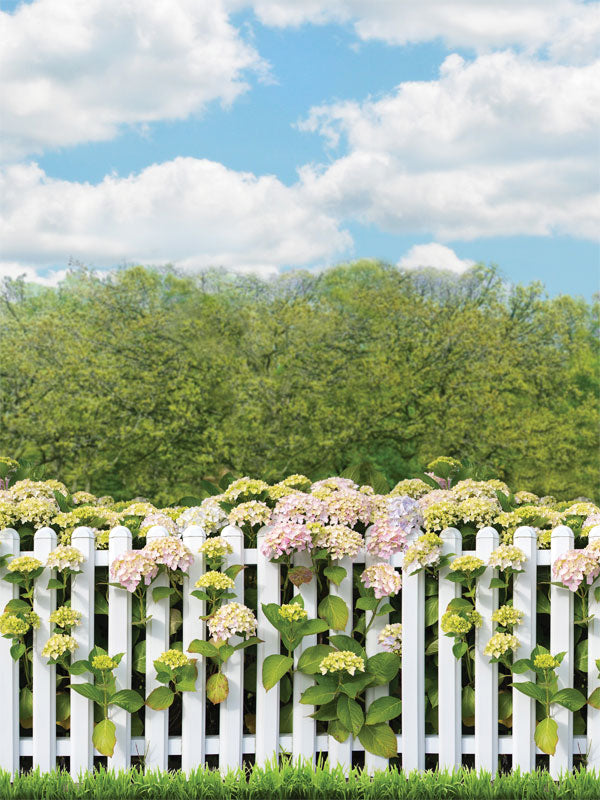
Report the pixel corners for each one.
[0,523,599,778]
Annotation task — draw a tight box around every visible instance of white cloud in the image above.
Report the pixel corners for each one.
[0,261,69,286]
[398,244,475,274]
[298,52,600,241]
[0,159,351,277]
[0,0,265,159]
[241,0,599,62]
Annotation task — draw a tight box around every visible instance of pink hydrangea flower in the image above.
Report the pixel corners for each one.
[552,548,600,592]
[110,550,158,592]
[366,519,409,558]
[142,537,194,572]
[361,563,402,598]
[207,602,257,642]
[260,522,313,559]
[322,488,373,528]
[271,493,327,525]
[313,524,364,559]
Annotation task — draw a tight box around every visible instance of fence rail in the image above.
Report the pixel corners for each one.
[0,523,598,777]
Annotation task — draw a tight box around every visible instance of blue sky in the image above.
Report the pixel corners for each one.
[1,0,598,297]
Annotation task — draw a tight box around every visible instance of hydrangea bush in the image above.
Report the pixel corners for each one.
[0,455,599,763]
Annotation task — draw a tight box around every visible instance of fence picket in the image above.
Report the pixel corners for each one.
[32,527,57,772]
[365,552,391,772]
[70,526,95,776]
[0,528,20,776]
[181,525,206,772]
[438,528,462,770]
[255,526,281,766]
[512,526,537,772]
[550,525,574,778]
[219,525,245,771]
[474,526,499,772]
[402,557,425,771]
[144,526,171,770]
[588,525,600,769]
[292,548,317,764]
[108,526,133,770]
[328,555,353,769]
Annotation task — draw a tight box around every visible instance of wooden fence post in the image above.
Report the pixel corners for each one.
[0,528,20,776]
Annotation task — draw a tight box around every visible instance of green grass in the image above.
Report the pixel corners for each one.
[0,763,599,800]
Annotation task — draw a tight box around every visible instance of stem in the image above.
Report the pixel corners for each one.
[364,600,382,636]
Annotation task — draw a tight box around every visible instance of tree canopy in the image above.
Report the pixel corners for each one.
[0,261,597,504]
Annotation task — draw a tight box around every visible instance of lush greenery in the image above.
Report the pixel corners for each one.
[0,262,597,504]
[1,764,600,800]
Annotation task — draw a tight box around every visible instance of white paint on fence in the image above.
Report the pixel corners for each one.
[550,525,574,778]
[182,524,206,772]
[108,526,133,770]
[474,526,499,772]
[70,526,95,776]
[219,525,245,771]
[588,525,600,769]
[512,526,537,772]
[402,556,425,771]
[144,525,171,770]
[292,547,317,764]
[255,526,281,766]
[438,527,462,770]
[0,528,20,776]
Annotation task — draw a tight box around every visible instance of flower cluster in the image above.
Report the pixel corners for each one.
[142,537,194,572]
[156,649,191,668]
[534,653,559,669]
[403,533,443,572]
[583,514,600,536]
[121,502,158,519]
[42,633,78,660]
[92,654,118,670]
[310,477,358,496]
[110,550,158,592]
[378,623,402,656]
[552,549,600,592]
[389,479,431,499]
[49,606,81,628]
[195,571,234,590]
[72,491,97,505]
[7,555,42,574]
[260,522,313,559]
[280,474,311,491]
[322,488,372,528]
[228,501,272,528]
[46,545,84,571]
[319,651,365,676]
[361,563,402,598]
[178,499,228,536]
[278,603,308,622]
[449,555,485,573]
[223,477,269,502]
[312,524,364,559]
[422,500,460,532]
[487,544,527,571]
[207,602,257,642]
[0,613,29,636]
[366,519,409,558]
[492,605,524,628]
[484,632,519,658]
[199,537,233,559]
[139,513,178,538]
[441,612,473,635]
[271,493,327,525]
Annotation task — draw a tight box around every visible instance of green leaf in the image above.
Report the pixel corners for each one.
[337,695,364,736]
[110,689,145,713]
[132,641,145,673]
[512,681,547,704]
[187,639,218,658]
[175,664,198,692]
[232,636,262,652]
[262,654,293,691]
[365,696,402,724]
[535,717,558,755]
[70,682,104,704]
[311,699,339,721]
[206,672,229,704]
[575,639,588,673]
[324,566,347,586]
[297,644,335,675]
[338,673,374,699]
[4,598,30,613]
[588,687,600,709]
[19,687,33,726]
[551,688,587,712]
[328,720,350,742]
[296,618,329,637]
[68,659,91,676]
[46,578,64,590]
[424,596,438,627]
[145,686,175,710]
[358,723,397,758]
[93,719,116,757]
[318,596,349,631]
[489,577,506,589]
[299,684,337,706]
[177,495,205,506]
[224,564,244,581]
[10,642,25,660]
[356,597,379,611]
[152,586,174,602]
[452,641,468,659]
[511,658,533,674]
[462,686,475,722]
[328,635,365,659]
[446,597,473,613]
[365,653,400,685]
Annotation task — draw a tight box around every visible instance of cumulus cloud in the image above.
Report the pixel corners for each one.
[0,159,351,276]
[398,244,475,274]
[298,52,600,241]
[0,0,265,159]
[241,0,599,62]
